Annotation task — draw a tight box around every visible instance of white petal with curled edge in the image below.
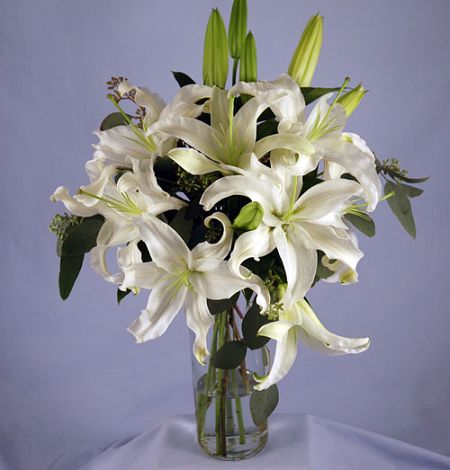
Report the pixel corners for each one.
[152,117,220,162]
[294,178,361,221]
[184,290,215,365]
[273,224,317,308]
[127,281,187,343]
[120,260,166,291]
[168,148,222,175]
[50,186,98,217]
[190,261,255,300]
[200,174,278,215]
[137,214,191,273]
[299,222,363,271]
[95,125,153,161]
[254,133,314,160]
[319,137,382,212]
[229,224,275,278]
[296,299,370,355]
[254,326,298,391]
[191,212,233,262]
[230,74,306,126]
[159,84,213,121]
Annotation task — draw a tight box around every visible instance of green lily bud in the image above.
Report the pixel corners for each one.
[288,14,323,87]
[203,8,229,89]
[232,201,264,231]
[228,0,248,59]
[239,31,257,82]
[337,84,367,117]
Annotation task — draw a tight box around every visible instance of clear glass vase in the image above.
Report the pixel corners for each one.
[190,306,269,460]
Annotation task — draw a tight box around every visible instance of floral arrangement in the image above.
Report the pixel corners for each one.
[49,0,427,459]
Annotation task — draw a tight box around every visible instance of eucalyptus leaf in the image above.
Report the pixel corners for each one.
[210,340,247,369]
[61,215,105,256]
[250,384,279,426]
[257,119,278,140]
[172,71,196,88]
[400,183,423,198]
[242,303,271,350]
[344,213,376,237]
[301,87,342,105]
[207,292,240,315]
[100,112,132,131]
[169,207,193,244]
[59,254,84,300]
[395,174,429,184]
[385,181,416,238]
[117,288,132,304]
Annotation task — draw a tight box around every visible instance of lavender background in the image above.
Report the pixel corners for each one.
[1,0,449,468]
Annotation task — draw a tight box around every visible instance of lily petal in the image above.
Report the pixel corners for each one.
[184,291,215,365]
[273,225,317,307]
[254,326,298,391]
[127,281,187,343]
[50,186,98,217]
[168,148,222,175]
[294,178,362,221]
[137,214,191,272]
[297,299,370,355]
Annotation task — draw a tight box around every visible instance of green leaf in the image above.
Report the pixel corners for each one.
[242,303,271,350]
[257,119,278,140]
[172,71,196,88]
[100,112,132,131]
[210,340,247,369]
[400,183,424,198]
[59,254,84,300]
[301,87,341,105]
[117,288,132,304]
[344,213,376,237]
[61,215,105,256]
[169,207,193,244]
[250,384,279,426]
[207,292,240,315]
[385,181,416,238]
[395,175,429,184]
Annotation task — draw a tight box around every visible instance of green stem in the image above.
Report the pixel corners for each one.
[215,311,227,456]
[232,57,239,86]
[231,368,246,444]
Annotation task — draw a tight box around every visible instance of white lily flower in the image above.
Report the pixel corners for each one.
[254,299,370,390]
[230,74,382,211]
[201,154,363,308]
[94,82,213,168]
[51,158,185,283]
[120,213,270,364]
[152,85,313,175]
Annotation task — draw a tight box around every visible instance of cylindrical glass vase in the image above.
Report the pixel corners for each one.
[190,307,269,460]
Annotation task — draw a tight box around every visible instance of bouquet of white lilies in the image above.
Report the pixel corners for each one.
[50,0,426,459]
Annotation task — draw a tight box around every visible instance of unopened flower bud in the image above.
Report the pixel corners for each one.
[239,31,257,83]
[228,0,248,59]
[337,84,367,117]
[203,8,229,89]
[232,201,264,231]
[288,14,323,87]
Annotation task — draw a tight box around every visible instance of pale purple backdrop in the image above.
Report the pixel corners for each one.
[1,0,449,469]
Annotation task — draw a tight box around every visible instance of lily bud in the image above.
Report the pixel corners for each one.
[288,14,323,87]
[337,84,367,117]
[228,0,248,59]
[203,8,229,88]
[233,201,264,231]
[239,31,257,82]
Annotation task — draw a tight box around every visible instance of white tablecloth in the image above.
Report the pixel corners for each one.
[83,414,450,470]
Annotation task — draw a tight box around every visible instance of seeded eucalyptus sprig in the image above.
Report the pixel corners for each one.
[376,158,428,238]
